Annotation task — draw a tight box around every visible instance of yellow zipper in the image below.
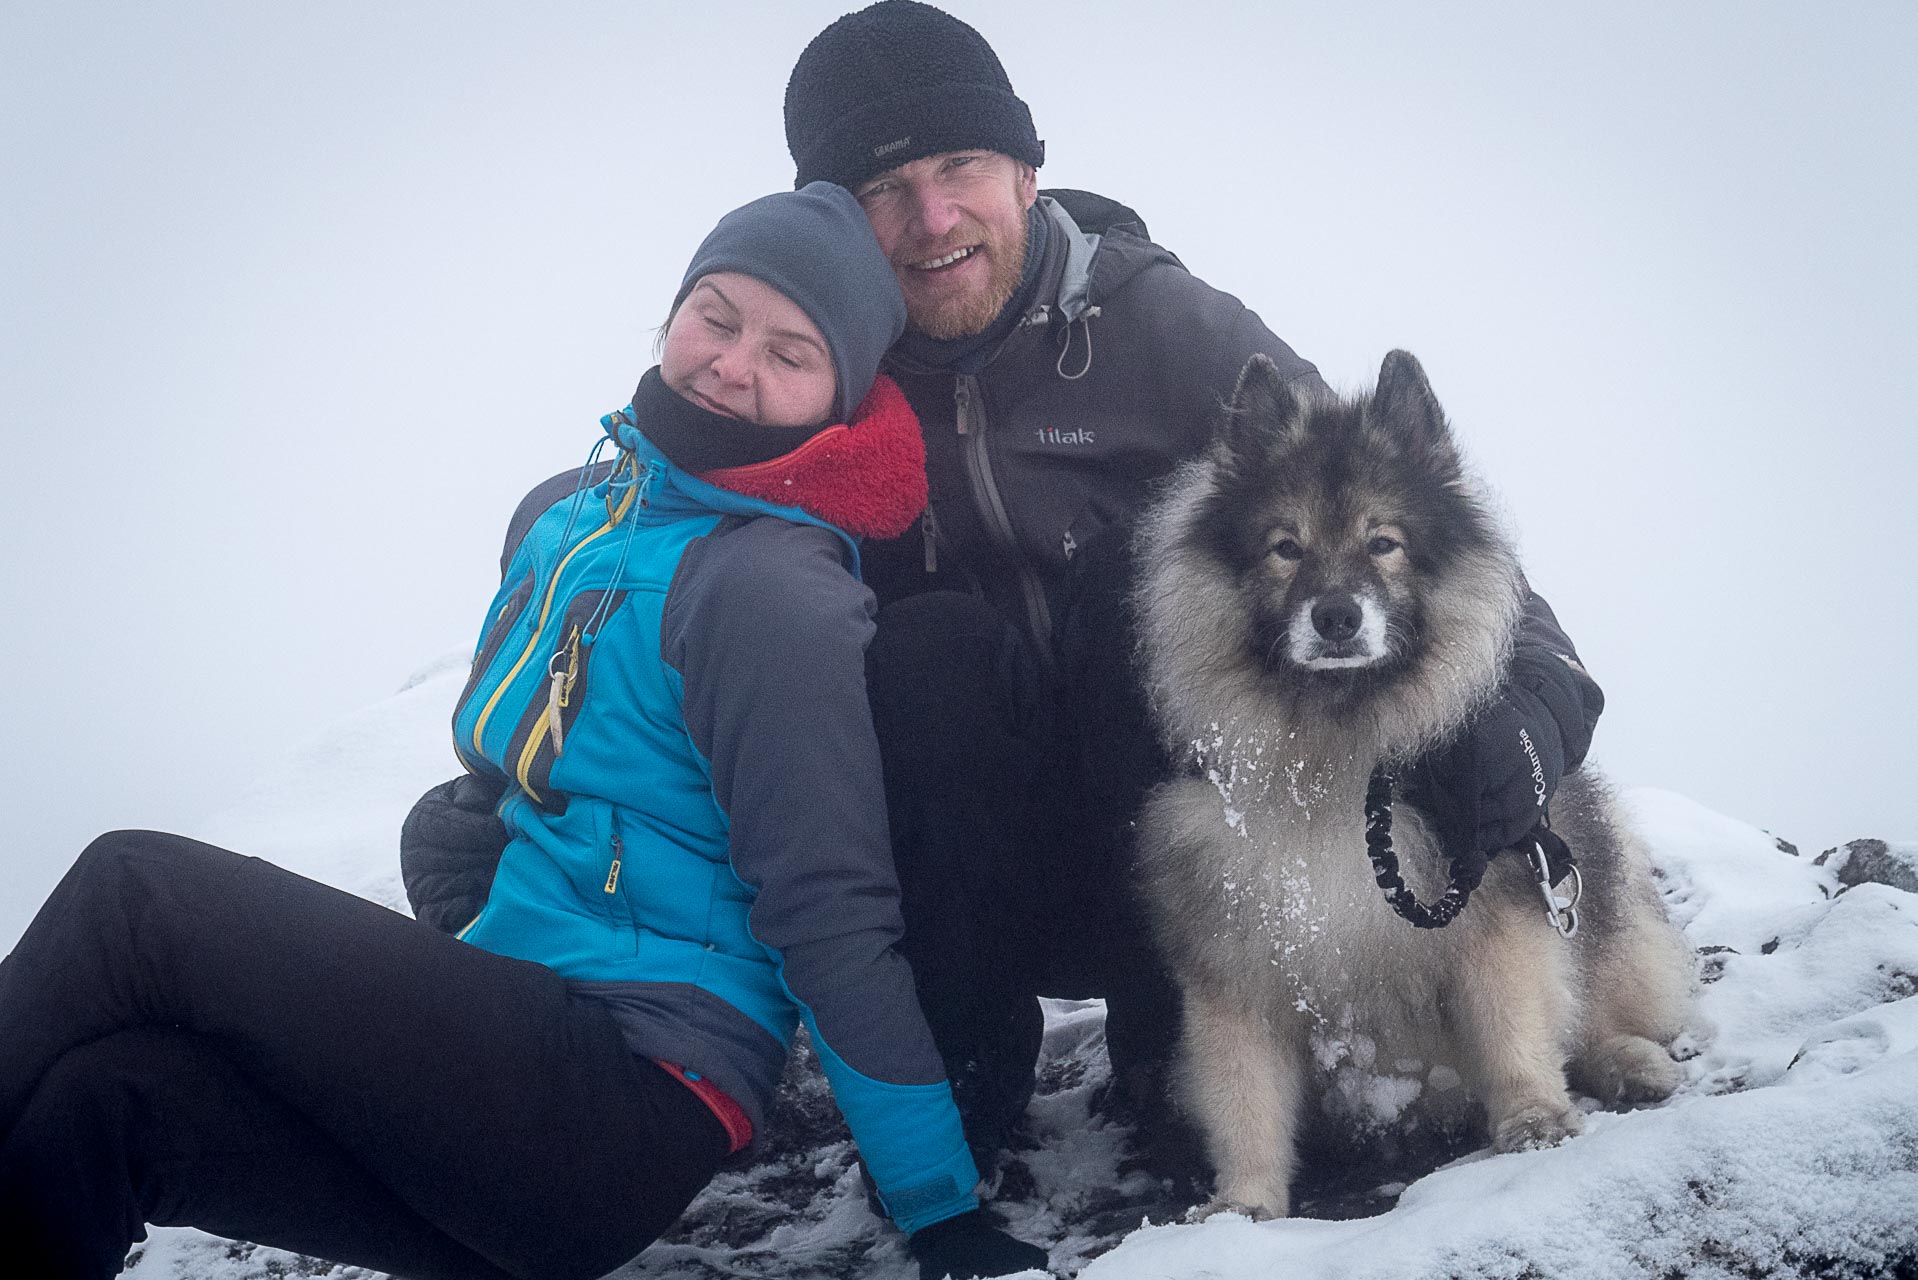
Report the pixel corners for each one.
[604,832,624,894]
[469,479,639,756]
[515,704,555,802]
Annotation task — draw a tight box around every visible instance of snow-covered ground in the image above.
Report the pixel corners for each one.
[117,665,1918,1280]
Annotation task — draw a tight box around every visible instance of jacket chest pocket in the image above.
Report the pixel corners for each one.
[503,587,630,809]
[452,568,537,774]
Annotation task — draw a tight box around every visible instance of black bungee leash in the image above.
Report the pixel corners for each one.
[1362,768,1583,937]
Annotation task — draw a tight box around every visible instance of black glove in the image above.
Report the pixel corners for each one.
[1402,648,1589,864]
[908,1210,1049,1280]
[400,774,510,932]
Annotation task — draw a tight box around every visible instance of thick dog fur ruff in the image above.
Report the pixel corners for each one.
[1131,352,1698,1220]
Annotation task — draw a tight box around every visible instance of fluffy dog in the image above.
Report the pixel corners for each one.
[1131,350,1696,1219]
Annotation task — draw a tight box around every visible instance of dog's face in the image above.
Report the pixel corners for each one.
[1189,352,1503,700]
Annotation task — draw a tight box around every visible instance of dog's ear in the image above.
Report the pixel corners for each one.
[1221,354,1304,460]
[1368,349,1459,471]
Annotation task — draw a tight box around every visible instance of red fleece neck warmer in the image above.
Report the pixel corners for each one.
[698,375,927,540]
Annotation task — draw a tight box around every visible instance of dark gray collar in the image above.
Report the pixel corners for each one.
[629,366,831,474]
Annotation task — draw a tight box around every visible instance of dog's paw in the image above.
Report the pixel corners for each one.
[1492,1102,1584,1153]
[1597,1036,1684,1106]
[1186,1197,1280,1224]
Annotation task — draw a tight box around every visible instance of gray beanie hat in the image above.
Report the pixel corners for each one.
[674,181,906,424]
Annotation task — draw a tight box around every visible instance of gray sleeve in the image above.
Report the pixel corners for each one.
[1193,291,1330,447]
[1116,249,1329,453]
[662,518,946,1087]
[1222,298,1330,398]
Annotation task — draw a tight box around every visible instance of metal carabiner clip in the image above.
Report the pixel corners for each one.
[1525,839,1582,939]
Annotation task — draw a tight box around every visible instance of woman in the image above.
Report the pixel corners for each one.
[0,184,1046,1280]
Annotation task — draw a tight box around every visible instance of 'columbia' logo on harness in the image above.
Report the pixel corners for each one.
[1520,728,1547,807]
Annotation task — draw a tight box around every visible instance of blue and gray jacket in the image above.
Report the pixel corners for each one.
[449,404,977,1234]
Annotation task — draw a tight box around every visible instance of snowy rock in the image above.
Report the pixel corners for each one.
[1621,788,1837,952]
[1815,838,1918,895]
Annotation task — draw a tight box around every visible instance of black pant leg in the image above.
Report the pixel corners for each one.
[1051,524,1184,1089]
[866,569,1185,1139]
[0,1028,520,1280]
[865,592,1053,1155]
[0,831,728,1280]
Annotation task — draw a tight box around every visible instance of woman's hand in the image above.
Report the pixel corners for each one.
[399,775,509,932]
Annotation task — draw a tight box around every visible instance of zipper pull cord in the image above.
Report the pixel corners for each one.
[922,498,939,574]
[596,404,650,525]
[600,436,659,524]
[1056,306,1101,381]
[602,449,636,525]
[579,458,655,640]
[554,434,614,560]
[604,831,624,894]
[545,624,582,754]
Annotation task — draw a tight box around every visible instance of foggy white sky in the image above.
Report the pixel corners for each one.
[3,1,1914,951]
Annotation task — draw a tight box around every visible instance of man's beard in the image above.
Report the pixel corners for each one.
[902,212,1029,341]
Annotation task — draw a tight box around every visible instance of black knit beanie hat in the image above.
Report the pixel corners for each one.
[673,181,906,424]
[785,0,1045,192]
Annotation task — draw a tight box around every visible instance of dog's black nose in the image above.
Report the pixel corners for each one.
[1312,595,1363,644]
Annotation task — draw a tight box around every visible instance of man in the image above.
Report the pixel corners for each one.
[780,0,1601,1160]
[404,0,1603,1249]
[779,0,1330,1156]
